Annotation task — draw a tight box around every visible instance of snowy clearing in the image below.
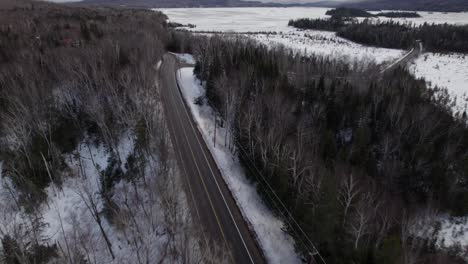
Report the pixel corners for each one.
[176,64,301,264]
[251,31,404,65]
[409,52,468,114]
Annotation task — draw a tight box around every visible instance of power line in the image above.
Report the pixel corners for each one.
[232,135,327,264]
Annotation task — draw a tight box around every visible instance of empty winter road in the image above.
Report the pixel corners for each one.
[159,54,266,264]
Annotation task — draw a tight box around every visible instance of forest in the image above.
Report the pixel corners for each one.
[171,32,468,263]
[325,8,374,18]
[325,8,421,18]
[0,2,229,263]
[289,18,468,53]
[375,12,421,18]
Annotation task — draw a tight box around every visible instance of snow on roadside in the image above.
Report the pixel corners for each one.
[172,53,196,65]
[176,64,301,264]
[409,52,468,114]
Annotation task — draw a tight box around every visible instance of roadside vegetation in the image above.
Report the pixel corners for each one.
[170,32,468,263]
[0,1,228,263]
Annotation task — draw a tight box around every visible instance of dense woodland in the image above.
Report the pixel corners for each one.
[0,2,229,263]
[171,32,468,263]
[375,12,421,18]
[325,8,421,18]
[289,18,468,53]
[325,8,374,18]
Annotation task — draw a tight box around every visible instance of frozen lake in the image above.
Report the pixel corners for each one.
[158,7,468,33]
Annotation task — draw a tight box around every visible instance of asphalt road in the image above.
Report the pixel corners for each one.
[159,54,266,264]
[381,41,423,74]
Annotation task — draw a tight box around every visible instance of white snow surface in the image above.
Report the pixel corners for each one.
[414,214,468,259]
[0,130,175,263]
[159,7,331,32]
[251,31,404,65]
[172,53,196,64]
[39,132,163,263]
[436,216,468,250]
[410,52,468,114]
[176,63,301,264]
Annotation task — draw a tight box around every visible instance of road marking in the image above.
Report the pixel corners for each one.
[162,58,237,263]
[171,58,256,264]
[160,76,208,244]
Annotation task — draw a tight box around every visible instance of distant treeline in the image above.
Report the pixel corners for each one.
[326,7,374,18]
[375,11,421,18]
[325,8,421,18]
[289,18,468,53]
[288,17,346,32]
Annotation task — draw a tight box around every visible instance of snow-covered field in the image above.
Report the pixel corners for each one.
[252,31,403,65]
[176,63,301,264]
[410,53,468,114]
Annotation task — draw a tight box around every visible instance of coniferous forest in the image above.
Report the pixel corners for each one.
[171,33,468,264]
[289,18,468,53]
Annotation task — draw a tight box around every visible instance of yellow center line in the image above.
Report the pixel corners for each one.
[172,58,256,264]
[160,76,208,245]
[163,58,236,263]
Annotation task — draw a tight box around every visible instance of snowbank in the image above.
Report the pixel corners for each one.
[172,53,196,65]
[176,64,301,264]
[410,52,468,114]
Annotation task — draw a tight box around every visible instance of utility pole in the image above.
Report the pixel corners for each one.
[213,114,217,148]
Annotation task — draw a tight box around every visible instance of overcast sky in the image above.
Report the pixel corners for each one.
[47,0,355,2]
